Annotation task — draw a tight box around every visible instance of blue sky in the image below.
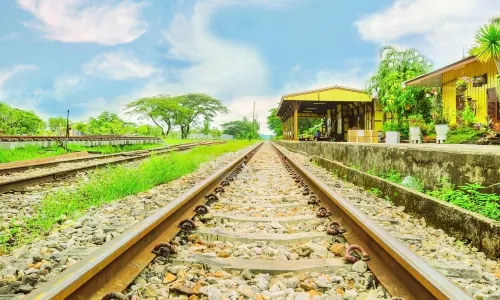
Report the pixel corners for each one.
[1,0,499,134]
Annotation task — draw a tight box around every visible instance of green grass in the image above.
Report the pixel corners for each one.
[0,140,256,252]
[445,126,485,144]
[0,139,202,163]
[426,180,500,221]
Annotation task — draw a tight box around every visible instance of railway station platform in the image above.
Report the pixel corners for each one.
[276,140,500,195]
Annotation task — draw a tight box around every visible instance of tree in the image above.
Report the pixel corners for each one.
[125,95,180,137]
[209,127,222,139]
[471,21,500,73]
[174,94,229,139]
[366,46,433,121]
[267,108,282,137]
[48,117,68,135]
[0,102,45,135]
[221,117,258,139]
[203,116,211,136]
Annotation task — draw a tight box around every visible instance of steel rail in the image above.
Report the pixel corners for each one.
[0,141,225,193]
[272,143,471,300]
[0,141,216,175]
[24,142,263,300]
[0,135,162,142]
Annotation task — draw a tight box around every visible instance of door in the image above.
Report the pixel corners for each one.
[487,88,498,123]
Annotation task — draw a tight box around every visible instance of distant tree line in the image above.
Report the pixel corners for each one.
[0,102,162,136]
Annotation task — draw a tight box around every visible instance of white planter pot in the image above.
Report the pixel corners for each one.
[385,131,400,144]
[435,124,449,143]
[409,126,421,143]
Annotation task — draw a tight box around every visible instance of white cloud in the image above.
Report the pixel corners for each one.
[0,65,38,99]
[17,0,148,45]
[54,75,85,100]
[355,0,500,67]
[160,0,270,96]
[83,52,157,80]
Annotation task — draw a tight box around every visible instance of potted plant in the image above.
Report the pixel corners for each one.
[433,112,449,143]
[455,76,471,92]
[382,120,400,144]
[408,114,424,143]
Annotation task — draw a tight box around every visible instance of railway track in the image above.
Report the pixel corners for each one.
[25,142,470,300]
[0,135,161,142]
[0,141,224,194]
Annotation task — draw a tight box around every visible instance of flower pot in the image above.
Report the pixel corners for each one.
[456,84,467,92]
[435,124,449,144]
[385,131,400,144]
[409,126,421,143]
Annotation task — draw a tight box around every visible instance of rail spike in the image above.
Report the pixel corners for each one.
[221,180,230,187]
[316,207,332,218]
[327,221,347,235]
[152,242,177,257]
[214,187,225,194]
[308,195,320,205]
[344,245,370,263]
[178,219,196,232]
[194,205,209,215]
[101,292,138,300]
[205,193,219,201]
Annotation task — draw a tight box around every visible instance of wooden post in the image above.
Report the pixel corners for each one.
[293,109,298,140]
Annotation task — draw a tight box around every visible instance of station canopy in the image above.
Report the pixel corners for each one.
[276,85,371,118]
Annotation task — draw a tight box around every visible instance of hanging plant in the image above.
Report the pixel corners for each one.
[472,74,487,87]
[455,76,471,92]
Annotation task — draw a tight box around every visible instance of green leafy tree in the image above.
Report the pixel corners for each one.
[366,46,433,121]
[471,21,500,73]
[209,127,222,139]
[48,117,69,135]
[0,102,45,135]
[267,108,282,137]
[125,95,180,137]
[174,94,229,139]
[202,116,211,136]
[221,117,258,139]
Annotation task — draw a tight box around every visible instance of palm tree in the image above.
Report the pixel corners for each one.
[471,22,500,73]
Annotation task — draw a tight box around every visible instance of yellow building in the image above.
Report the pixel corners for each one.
[405,56,499,124]
[276,86,383,141]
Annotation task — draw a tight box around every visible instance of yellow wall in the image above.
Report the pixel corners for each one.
[284,88,371,102]
[374,102,384,131]
[442,60,497,124]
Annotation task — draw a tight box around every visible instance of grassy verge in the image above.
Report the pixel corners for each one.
[350,165,499,221]
[0,140,256,252]
[0,139,202,163]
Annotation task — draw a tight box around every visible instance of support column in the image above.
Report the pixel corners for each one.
[293,108,298,140]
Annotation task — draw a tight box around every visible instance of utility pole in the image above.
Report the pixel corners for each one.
[65,110,70,151]
[252,101,256,137]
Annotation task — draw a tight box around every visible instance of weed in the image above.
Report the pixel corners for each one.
[426,179,500,220]
[368,188,382,197]
[381,169,402,184]
[0,141,254,252]
[366,166,377,175]
[350,164,361,170]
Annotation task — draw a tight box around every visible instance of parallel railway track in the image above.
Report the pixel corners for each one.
[0,141,224,194]
[24,142,470,300]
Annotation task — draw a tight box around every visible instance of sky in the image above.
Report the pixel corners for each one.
[1,0,499,135]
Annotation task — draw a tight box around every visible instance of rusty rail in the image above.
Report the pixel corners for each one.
[24,142,263,300]
[0,141,225,193]
[0,135,162,142]
[271,143,470,300]
[24,142,471,300]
